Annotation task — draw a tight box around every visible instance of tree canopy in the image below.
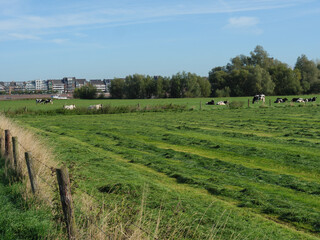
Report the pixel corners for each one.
[108,45,319,99]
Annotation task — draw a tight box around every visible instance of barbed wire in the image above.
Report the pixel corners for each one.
[16,140,55,172]
[80,211,111,240]
[1,133,153,240]
[37,173,57,192]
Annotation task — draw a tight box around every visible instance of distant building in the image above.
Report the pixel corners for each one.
[103,79,112,93]
[0,82,5,92]
[75,79,87,89]
[90,79,106,92]
[35,79,48,91]
[62,77,76,93]
[48,79,65,93]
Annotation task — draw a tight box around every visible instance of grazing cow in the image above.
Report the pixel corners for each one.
[88,104,103,110]
[216,101,226,105]
[309,97,317,102]
[206,100,215,105]
[274,98,288,103]
[36,98,44,104]
[291,97,303,102]
[63,104,76,110]
[274,98,283,103]
[44,99,53,104]
[252,94,265,104]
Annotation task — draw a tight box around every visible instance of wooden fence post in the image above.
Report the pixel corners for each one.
[25,152,37,194]
[4,130,12,177]
[0,129,3,156]
[12,137,22,180]
[5,129,12,157]
[56,166,77,240]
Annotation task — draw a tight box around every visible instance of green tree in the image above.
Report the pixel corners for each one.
[197,77,211,97]
[269,63,302,95]
[73,84,98,99]
[250,45,273,69]
[109,78,125,99]
[155,76,170,98]
[295,55,320,93]
[208,67,229,96]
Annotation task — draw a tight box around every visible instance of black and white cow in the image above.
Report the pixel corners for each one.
[36,98,53,104]
[206,100,215,105]
[252,94,265,104]
[308,97,317,102]
[274,98,288,103]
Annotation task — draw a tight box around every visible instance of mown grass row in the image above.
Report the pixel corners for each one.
[13,104,320,239]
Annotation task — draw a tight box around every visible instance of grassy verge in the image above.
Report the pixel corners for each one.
[0,158,62,239]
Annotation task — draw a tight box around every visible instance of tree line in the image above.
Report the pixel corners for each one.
[109,72,211,99]
[209,45,320,97]
[97,45,320,99]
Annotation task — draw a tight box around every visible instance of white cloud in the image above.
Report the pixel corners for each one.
[0,0,309,41]
[8,33,40,40]
[51,38,68,44]
[227,17,259,28]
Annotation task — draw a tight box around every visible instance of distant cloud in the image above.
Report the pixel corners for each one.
[8,33,40,40]
[0,0,309,41]
[227,17,259,28]
[225,16,263,35]
[51,38,68,44]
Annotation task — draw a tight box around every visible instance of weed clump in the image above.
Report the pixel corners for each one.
[229,101,244,109]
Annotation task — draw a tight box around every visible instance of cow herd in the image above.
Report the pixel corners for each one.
[36,98,53,104]
[63,104,103,110]
[206,100,229,106]
[36,99,103,110]
[274,97,317,103]
[206,95,317,106]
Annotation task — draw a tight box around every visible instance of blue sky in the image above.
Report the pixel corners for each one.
[0,0,319,81]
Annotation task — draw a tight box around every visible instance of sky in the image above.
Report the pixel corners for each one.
[0,0,319,81]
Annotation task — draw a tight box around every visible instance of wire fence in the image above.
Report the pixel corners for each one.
[0,127,154,240]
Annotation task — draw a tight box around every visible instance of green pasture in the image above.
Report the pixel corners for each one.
[0,94,319,112]
[9,98,320,239]
[0,159,61,239]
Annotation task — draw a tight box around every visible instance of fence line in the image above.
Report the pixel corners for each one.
[0,127,154,240]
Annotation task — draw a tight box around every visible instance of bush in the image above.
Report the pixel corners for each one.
[73,84,98,99]
[229,101,244,109]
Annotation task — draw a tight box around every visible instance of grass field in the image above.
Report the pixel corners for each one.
[4,96,319,239]
[0,95,318,113]
[0,158,62,239]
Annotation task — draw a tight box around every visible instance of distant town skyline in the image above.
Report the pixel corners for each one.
[0,0,319,82]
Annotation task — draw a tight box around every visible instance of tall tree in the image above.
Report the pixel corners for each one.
[269,63,302,95]
[295,55,320,93]
[250,45,273,69]
[109,78,125,99]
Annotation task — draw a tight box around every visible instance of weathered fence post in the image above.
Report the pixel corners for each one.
[12,137,22,180]
[5,129,11,157]
[56,166,77,240]
[25,152,37,194]
[0,129,3,156]
[4,130,12,177]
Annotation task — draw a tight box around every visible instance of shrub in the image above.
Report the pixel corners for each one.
[229,101,244,109]
[73,84,98,99]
